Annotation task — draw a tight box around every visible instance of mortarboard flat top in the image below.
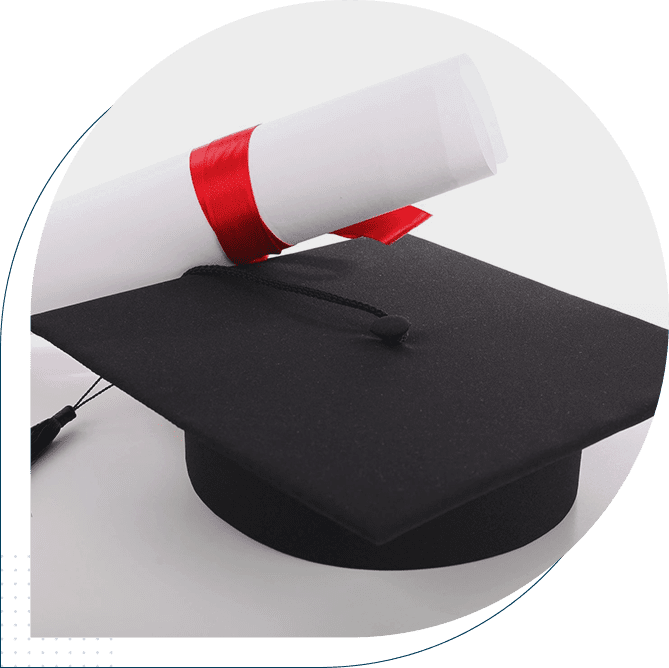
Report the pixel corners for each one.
[31,236,667,569]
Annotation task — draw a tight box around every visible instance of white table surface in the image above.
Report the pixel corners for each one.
[30,333,651,637]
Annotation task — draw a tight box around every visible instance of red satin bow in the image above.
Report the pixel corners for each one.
[190,127,431,265]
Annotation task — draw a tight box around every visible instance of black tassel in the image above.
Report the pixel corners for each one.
[31,405,77,465]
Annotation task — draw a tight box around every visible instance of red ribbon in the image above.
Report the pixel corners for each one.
[190,127,431,265]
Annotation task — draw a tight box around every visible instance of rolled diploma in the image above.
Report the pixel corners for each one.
[32,54,506,313]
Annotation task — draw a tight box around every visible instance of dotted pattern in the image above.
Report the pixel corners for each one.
[0,555,114,667]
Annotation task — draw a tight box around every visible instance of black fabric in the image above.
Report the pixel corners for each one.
[31,236,667,548]
[186,432,582,569]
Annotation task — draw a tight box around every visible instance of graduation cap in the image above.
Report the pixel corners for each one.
[31,235,667,570]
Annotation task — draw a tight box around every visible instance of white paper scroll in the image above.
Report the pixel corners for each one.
[32,54,506,313]
[250,54,506,245]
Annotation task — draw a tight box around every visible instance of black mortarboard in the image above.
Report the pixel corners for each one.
[31,236,667,570]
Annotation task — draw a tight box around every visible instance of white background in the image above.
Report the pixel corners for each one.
[31,2,668,637]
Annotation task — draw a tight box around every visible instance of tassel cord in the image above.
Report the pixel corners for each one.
[31,375,114,465]
[74,378,114,409]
